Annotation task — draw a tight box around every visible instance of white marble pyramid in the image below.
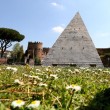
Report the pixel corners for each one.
[42,12,103,67]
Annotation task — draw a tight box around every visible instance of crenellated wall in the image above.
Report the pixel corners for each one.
[26,42,43,60]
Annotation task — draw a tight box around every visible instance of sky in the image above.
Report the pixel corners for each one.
[0,0,110,51]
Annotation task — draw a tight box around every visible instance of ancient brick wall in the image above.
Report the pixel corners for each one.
[26,42,43,60]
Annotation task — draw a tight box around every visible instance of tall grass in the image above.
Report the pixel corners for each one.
[0,65,110,110]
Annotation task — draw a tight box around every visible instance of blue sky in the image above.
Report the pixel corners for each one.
[0,0,110,51]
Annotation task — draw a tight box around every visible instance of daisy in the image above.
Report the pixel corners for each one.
[12,67,18,73]
[50,74,58,79]
[36,69,41,72]
[14,79,24,85]
[38,82,47,87]
[27,100,40,108]
[11,99,25,108]
[66,85,81,92]
[6,66,12,70]
[6,67,17,73]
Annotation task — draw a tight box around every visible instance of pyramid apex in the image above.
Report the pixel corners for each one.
[76,12,80,14]
[74,12,81,18]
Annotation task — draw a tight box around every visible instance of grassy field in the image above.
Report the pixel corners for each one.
[0,65,110,110]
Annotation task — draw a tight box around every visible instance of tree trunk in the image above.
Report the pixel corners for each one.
[0,48,5,58]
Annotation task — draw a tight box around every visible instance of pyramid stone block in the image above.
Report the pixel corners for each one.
[42,12,103,67]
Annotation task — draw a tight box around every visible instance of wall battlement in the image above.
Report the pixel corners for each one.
[25,42,50,64]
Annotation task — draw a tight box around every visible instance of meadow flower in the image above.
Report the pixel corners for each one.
[35,72,41,75]
[6,66,12,70]
[12,67,18,73]
[14,79,24,85]
[66,85,81,92]
[103,70,109,73]
[30,71,35,74]
[23,73,42,81]
[56,68,61,72]
[38,82,47,87]
[66,85,73,89]
[36,69,41,72]
[73,85,81,91]
[98,69,102,72]
[23,73,28,77]
[45,68,49,71]
[68,69,72,73]
[33,80,37,84]
[33,76,42,81]
[50,74,58,79]
[6,67,17,73]
[79,67,85,70]
[27,100,40,108]
[11,99,25,108]
[29,75,43,81]
[74,69,80,73]
[48,66,51,68]
[85,68,91,72]
[104,79,109,82]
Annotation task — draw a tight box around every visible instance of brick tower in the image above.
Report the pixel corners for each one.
[25,42,43,60]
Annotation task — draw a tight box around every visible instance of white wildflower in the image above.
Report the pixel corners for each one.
[23,73,28,77]
[66,84,81,92]
[74,69,80,73]
[35,72,41,75]
[6,66,12,70]
[12,67,18,73]
[98,69,102,72]
[104,79,109,82]
[68,69,72,73]
[85,69,91,72]
[73,85,81,91]
[100,79,103,82]
[6,67,17,73]
[48,66,51,68]
[29,75,42,81]
[11,100,25,108]
[27,100,40,108]
[14,79,24,85]
[56,68,61,72]
[23,73,42,81]
[36,69,41,72]
[38,82,47,87]
[33,80,37,84]
[66,85,73,90]
[50,74,58,79]
[30,71,35,74]
[45,68,49,71]
[79,67,85,70]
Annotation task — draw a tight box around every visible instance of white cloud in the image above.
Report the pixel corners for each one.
[99,32,110,37]
[94,32,110,37]
[51,2,64,9]
[52,26,64,33]
[51,2,58,7]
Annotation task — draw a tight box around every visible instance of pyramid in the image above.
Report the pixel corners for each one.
[42,12,103,67]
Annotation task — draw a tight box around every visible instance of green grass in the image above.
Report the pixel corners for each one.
[0,65,110,110]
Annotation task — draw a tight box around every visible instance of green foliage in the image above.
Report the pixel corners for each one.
[17,46,24,62]
[0,28,25,58]
[0,102,6,110]
[34,57,41,65]
[12,43,21,54]
[11,43,24,62]
[0,28,24,41]
[0,66,110,109]
[81,88,110,110]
